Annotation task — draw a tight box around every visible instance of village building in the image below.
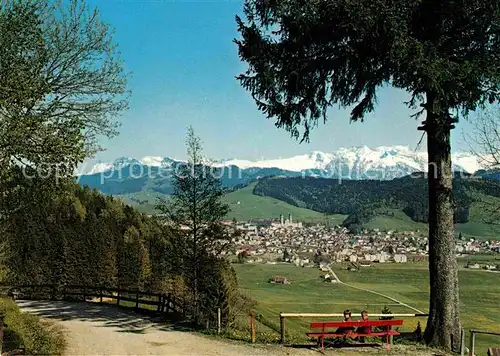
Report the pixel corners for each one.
[269,275,290,284]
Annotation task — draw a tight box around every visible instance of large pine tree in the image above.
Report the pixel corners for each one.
[235,0,500,351]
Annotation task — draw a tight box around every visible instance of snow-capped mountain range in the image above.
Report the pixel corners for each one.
[80,145,488,179]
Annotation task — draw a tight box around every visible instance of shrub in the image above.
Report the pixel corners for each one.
[0,298,66,355]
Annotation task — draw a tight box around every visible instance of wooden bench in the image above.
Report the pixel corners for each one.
[488,347,500,356]
[306,319,403,352]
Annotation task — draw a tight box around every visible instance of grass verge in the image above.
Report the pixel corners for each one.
[0,298,66,355]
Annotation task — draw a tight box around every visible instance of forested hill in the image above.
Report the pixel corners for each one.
[253,174,500,230]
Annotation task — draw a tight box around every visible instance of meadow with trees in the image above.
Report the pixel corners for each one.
[235,0,500,351]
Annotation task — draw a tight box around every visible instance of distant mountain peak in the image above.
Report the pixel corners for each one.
[81,146,487,177]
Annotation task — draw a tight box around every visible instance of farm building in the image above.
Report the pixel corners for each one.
[323,274,338,283]
[269,275,290,284]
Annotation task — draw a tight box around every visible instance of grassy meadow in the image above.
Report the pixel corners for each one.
[222,183,348,224]
[233,262,500,354]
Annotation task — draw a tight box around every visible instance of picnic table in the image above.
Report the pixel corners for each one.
[306,319,404,352]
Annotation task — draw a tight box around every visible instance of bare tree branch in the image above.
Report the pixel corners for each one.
[465,107,500,169]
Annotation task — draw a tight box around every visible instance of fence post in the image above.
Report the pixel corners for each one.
[460,328,465,356]
[469,330,475,356]
[162,294,168,313]
[250,311,256,343]
[280,314,285,344]
[135,290,140,311]
[164,294,170,313]
[116,289,120,306]
[0,312,4,355]
[217,308,221,335]
[83,286,87,302]
[100,287,103,303]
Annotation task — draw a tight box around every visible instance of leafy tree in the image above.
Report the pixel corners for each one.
[1,0,128,164]
[235,1,500,350]
[197,256,248,329]
[156,127,231,323]
[0,0,128,214]
[237,250,249,263]
[283,248,290,261]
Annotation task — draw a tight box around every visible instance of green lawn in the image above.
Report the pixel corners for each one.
[233,262,500,354]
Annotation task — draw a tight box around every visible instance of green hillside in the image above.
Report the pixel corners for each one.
[117,180,500,239]
[362,207,500,239]
[252,176,500,238]
[222,183,347,224]
[117,191,163,213]
[224,185,500,239]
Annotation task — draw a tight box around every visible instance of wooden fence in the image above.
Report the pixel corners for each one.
[465,329,500,356]
[0,284,189,354]
[5,284,185,316]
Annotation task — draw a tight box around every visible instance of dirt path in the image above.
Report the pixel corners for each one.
[17,300,317,356]
[17,300,445,356]
[326,265,425,314]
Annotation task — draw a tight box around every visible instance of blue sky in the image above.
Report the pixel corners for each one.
[87,0,479,163]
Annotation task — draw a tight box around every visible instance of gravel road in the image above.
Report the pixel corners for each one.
[16,300,317,356]
[16,300,446,356]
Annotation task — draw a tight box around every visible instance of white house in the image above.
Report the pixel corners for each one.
[394,254,408,263]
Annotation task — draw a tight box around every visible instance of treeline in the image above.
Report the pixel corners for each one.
[1,168,163,290]
[253,174,500,229]
[0,166,249,329]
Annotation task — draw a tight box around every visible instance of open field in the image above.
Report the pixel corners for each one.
[233,262,500,354]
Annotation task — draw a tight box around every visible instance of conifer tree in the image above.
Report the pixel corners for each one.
[156,127,231,322]
[236,0,500,350]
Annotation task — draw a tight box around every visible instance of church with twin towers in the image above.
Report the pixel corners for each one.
[278,213,303,229]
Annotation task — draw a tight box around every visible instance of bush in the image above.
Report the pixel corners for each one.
[0,298,66,355]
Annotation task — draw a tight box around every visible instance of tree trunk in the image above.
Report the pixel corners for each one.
[423,94,461,352]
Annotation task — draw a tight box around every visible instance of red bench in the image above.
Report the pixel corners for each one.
[306,319,403,352]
